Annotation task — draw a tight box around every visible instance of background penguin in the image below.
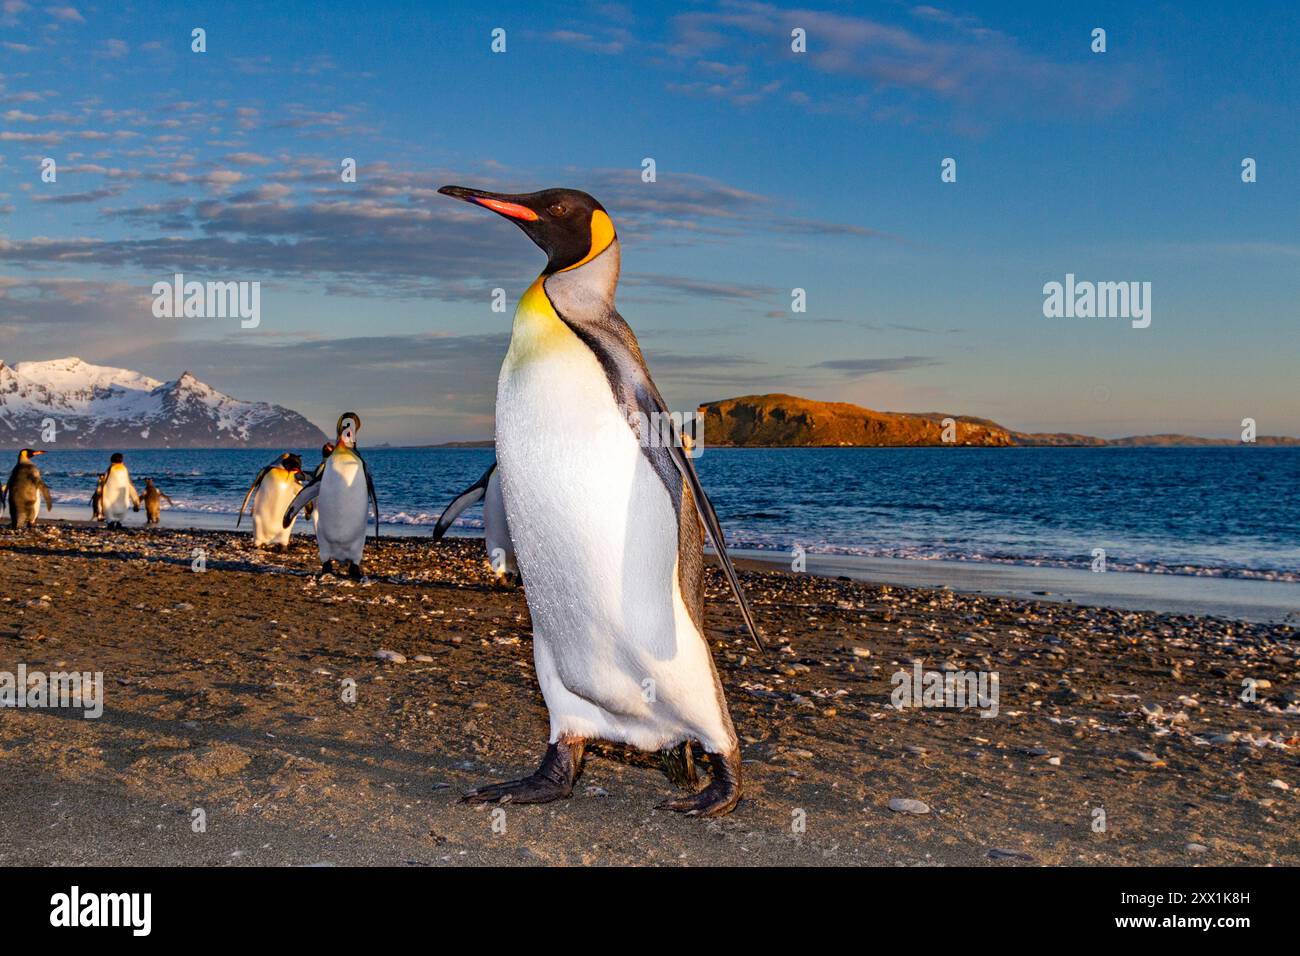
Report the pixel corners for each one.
[90,472,107,521]
[6,448,53,530]
[431,461,518,586]
[101,453,140,529]
[238,452,305,549]
[283,415,378,579]
[141,478,175,525]
[440,184,763,817]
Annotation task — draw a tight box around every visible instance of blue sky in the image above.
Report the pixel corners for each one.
[2,0,1297,441]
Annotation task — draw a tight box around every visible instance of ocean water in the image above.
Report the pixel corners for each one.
[23,446,1300,583]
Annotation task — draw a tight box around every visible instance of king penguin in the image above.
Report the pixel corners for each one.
[439,184,763,816]
[90,472,107,521]
[100,453,140,529]
[239,452,306,550]
[6,448,53,530]
[283,415,378,579]
[431,460,518,586]
[141,478,175,525]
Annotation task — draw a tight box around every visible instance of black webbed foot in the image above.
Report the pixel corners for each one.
[463,737,585,806]
[656,747,741,817]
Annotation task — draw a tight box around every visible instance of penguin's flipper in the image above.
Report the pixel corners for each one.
[633,381,765,655]
[430,463,494,541]
[0,483,6,508]
[39,479,53,513]
[283,476,321,528]
[353,452,379,541]
[365,466,380,541]
[237,465,273,528]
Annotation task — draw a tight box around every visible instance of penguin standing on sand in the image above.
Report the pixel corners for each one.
[90,472,107,521]
[439,185,763,816]
[141,478,175,525]
[238,452,306,550]
[431,461,518,585]
[283,415,378,578]
[100,453,140,529]
[6,448,53,530]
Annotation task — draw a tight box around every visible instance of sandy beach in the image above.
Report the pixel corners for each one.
[1,521,1296,866]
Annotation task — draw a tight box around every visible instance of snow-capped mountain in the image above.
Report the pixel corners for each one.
[0,357,327,448]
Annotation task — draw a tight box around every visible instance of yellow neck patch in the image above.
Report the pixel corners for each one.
[507,276,577,370]
[559,209,615,273]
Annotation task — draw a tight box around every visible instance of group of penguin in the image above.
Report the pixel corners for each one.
[3,449,172,530]
[5,185,764,817]
[239,415,511,586]
[237,412,381,581]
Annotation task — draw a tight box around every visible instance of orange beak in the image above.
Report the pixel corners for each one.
[472,197,538,221]
[439,185,540,221]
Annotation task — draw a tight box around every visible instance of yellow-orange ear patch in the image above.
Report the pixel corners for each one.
[560,210,616,272]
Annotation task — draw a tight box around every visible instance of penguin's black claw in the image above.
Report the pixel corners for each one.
[656,748,741,817]
[347,561,363,580]
[462,738,585,806]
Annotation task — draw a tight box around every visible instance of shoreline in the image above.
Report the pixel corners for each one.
[36,509,1300,624]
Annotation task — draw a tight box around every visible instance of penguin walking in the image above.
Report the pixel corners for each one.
[431,461,518,585]
[141,478,175,525]
[238,452,306,549]
[283,415,378,579]
[90,472,107,521]
[6,448,53,530]
[439,185,763,816]
[100,453,140,529]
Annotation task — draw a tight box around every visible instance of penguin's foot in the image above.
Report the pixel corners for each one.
[318,560,334,577]
[462,737,585,806]
[347,561,363,580]
[661,741,699,790]
[656,747,741,817]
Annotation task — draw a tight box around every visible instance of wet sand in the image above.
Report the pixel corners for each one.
[1,522,1296,866]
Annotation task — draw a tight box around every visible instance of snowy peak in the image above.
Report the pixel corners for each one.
[0,356,327,449]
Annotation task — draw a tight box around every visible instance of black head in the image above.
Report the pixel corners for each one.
[438,185,615,275]
[145,477,155,486]
[110,453,124,464]
[336,412,360,449]
[320,442,334,459]
[281,453,304,473]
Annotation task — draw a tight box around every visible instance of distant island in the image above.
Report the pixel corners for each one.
[698,394,1299,448]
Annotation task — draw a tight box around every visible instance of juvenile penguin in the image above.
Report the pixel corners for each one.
[90,472,107,521]
[283,415,378,578]
[439,184,763,816]
[141,478,175,525]
[431,461,518,585]
[100,453,140,529]
[6,448,53,530]
[238,452,305,549]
